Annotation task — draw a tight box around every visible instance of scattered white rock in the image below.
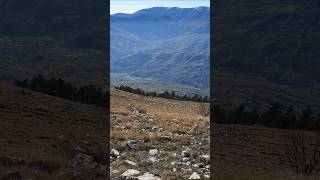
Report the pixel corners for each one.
[135,172,162,180]
[204,171,210,179]
[111,169,120,174]
[120,169,140,180]
[182,157,189,162]
[149,149,159,156]
[192,163,204,168]
[189,172,201,179]
[148,157,158,163]
[111,149,120,158]
[124,160,137,167]
[132,109,140,116]
[200,154,210,162]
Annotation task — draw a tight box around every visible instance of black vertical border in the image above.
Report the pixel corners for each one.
[210,0,215,178]
[106,0,111,179]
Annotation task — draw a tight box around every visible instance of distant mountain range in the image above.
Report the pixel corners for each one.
[110,7,210,95]
[0,0,108,88]
[0,0,107,50]
[213,0,320,108]
[2,0,320,108]
[215,1,320,87]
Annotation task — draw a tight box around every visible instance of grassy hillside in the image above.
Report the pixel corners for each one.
[213,124,320,180]
[0,83,107,179]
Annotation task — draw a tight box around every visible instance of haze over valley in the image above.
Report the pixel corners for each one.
[110,7,210,95]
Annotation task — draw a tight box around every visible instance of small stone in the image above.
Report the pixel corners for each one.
[124,160,137,167]
[110,149,120,158]
[148,157,158,163]
[111,169,120,174]
[161,135,171,141]
[69,153,96,169]
[189,172,201,179]
[135,172,162,180]
[182,150,191,157]
[120,169,140,179]
[132,109,140,116]
[127,140,137,150]
[182,157,189,162]
[192,163,204,168]
[149,149,158,156]
[200,154,210,162]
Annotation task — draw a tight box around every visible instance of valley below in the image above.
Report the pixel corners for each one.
[110,7,210,96]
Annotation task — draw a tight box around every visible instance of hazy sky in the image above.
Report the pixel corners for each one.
[110,0,210,14]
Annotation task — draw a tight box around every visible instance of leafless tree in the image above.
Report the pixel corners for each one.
[286,131,320,175]
[198,103,209,117]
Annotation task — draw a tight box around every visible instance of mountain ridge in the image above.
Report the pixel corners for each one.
[111,6,210,95]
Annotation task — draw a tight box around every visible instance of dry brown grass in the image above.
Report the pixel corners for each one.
[0,83,107,179]
[110,90,210,179]
[110,90,209,146]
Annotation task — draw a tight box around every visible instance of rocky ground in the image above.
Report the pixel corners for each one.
[110,90,210,179]
[3,83,320,179]
[0,83,107,179]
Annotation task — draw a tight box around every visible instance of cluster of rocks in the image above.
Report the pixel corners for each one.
[111,107,210,179]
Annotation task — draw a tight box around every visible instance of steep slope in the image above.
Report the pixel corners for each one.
[0,83,107,179]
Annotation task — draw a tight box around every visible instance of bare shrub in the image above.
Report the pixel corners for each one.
[286,131,320,175]
[198,103,209,117]
[57,136,73,157]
